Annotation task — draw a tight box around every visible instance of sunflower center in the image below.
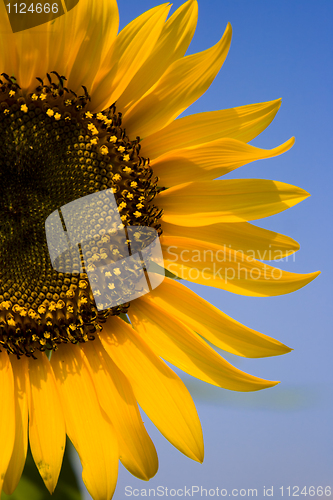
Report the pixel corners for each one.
[0,73,162,358]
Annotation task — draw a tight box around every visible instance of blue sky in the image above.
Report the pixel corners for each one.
[79,1,333,498]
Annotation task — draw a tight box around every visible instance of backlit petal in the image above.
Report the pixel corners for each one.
[92,4,171,111]
[141,277,291,358]
[129,298,280,391]
[157,179,310,226]
[123,23,232,138]
[51,344,119,500]
[161,236,320,297]
[81,339,158,481]
[100,316,204,463]
[1,0,119,93]
[28,352,66,494]
[142,99,282,159]
[0,351,15,497]
[161,220,300,260]
[3,356,29,495]
[152,137,294,186]
[116,0,198,112]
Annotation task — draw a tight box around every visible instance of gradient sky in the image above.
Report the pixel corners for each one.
[78,1,333,498]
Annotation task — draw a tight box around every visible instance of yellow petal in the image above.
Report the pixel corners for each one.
[141,277,291,358]
[123,23,232,138]
[92,4,171,111]
[1,0,119,93]
[63,0,119,96]
[3,356,29,495]
[152,137,295,186]
[28,352,66,494]
[161,220,300,260]
[141,99,282,159]
[116,0,198,112]
[100,316,204,463]
[51,344,119,500]
[161,235,320,297]
[0,351,15,498]
[81,339,158,481]
[0,3,13,75]
[157,179,310,226]
[129,298,279,391]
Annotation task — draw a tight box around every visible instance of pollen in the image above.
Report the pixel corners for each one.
[100,145,109,155]
[0,73,162,357]
[87,123,99,135]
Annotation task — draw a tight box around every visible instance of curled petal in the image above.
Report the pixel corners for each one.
[142,99,282,158]
[117,0,198,112]
[129,297,280,391]
[161,235,320,297]
[140,277,292,358]
[123,23,232,138]
[162,220,300,260]
[152,137,294,186]
[92,4,171,110]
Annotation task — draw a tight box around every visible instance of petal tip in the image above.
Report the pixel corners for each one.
[226,22,233,37]
[191,448,204,464]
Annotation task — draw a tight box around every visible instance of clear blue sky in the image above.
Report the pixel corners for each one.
[82,1,333,498]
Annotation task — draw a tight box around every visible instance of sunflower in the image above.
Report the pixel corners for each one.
[0,1,319,499]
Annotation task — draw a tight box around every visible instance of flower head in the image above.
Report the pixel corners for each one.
[0,1,319,499]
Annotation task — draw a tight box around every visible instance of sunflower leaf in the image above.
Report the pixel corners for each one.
[147,260,181,279]
[2,439,82,500]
